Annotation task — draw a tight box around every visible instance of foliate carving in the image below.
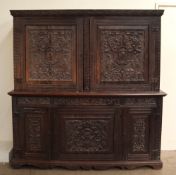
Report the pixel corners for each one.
[54,97,156,107]
[122,98,156,107]
[54,97,120,106]
[26,116,42,151]
[16,96,157,107]
[17,97,50,105]
[100,30,145,82]
[132,118,146,152]
[26,26,74,81]
[64,118,112,153]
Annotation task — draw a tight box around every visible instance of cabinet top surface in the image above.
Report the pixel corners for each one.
[10,9,164,17]
[8,90,167,97]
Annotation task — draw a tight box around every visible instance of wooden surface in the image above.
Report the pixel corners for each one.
[2,151,176,173]
[12,10,162,92]
[9,10,165,169]
[10,9,164,17]
[8,90,167,97]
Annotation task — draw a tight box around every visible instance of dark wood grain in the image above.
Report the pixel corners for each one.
[8,90,166,97]
[9,10,165,169]
[10,10,164,17]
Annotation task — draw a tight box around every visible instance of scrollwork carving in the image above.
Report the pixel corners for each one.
[54,97,120,106]
[26,116,42,151]
[26,26,74,81]
[17,97,50,105]
[54,97,156,107]
[123,98,156,106]
[64,118,112,153]
[100,30,145,82]
[132,118,146,152]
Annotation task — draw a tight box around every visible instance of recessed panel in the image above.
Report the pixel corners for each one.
[22,108,50,159]
[63,116,113,153]
[124,107,153,161]
[26,26,76,82]
[53,107,117,160]
[99,26,147,82]
[90,18,152,91]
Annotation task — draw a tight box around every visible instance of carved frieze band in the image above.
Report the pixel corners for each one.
[16,97,157,106]
[54,97,156,106]
[17,97,50,105]
[54,97,120,105]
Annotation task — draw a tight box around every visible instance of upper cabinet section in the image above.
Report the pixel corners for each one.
[11,10,164,92]
[12,14,83,92]
[90,16,161,91]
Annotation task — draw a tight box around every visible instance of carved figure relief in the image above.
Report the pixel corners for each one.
[26,26,74,81]
[26,116,42,152]
[64,118,112,153]
[99,29,145,82]
[132,118,146,152]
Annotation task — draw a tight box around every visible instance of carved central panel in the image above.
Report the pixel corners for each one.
[26,26,75,81]
[63,117,113,153]
[99,28,146,82]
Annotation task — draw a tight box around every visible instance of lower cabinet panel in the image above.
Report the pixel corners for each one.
[13,107,50,159]
[124,107,155,161]
[52,107,119,160]
[10,95,163,169]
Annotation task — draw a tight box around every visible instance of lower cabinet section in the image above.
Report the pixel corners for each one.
[10,95,163,169]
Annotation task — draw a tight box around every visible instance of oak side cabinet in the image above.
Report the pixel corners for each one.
[8,10,166,169]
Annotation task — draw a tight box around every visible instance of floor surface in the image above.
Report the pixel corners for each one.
[0,151,175,175]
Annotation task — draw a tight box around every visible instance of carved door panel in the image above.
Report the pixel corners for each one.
[14,17,83,91]
[123,107,156,161]
[14,107,50,159]
[90,17,159,91]
[52,106,122,160]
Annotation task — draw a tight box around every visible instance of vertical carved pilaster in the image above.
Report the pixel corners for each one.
[26,116,42,151]
[132,118,146,152]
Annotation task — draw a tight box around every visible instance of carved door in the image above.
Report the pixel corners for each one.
[52,106,122,160]
[123,107,157,161]
[13,107,50,159]
[90,17,159,91]
[14,17,83,91]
